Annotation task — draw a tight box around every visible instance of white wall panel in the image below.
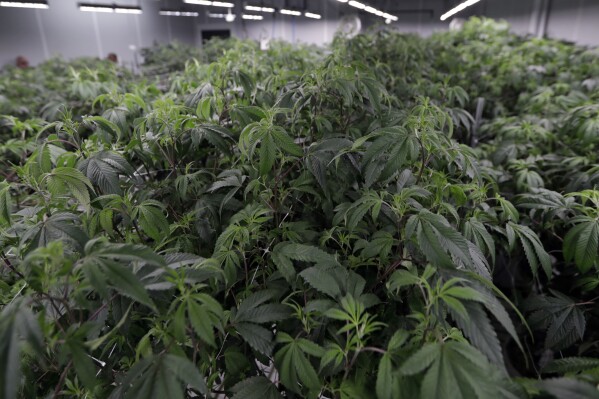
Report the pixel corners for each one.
[0,0,195,67]
[3,0,599,69]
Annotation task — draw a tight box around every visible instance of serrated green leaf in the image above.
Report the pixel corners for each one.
[188,299,216,347]
[235,322,274,356]
[540,378,599,399]
[231,376,283,399]
[543,357,599,374]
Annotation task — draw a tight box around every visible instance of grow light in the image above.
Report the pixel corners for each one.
[242,14,263,20]
[183,0,234,7]
[336,0,397,22]
[348,1,365,10]
[208,11,236,21]
[0,1,48,8]
[244,5,275,13]
[114,6,142,14]
[440,0,481,21]
[280,9,301,16]
[159,10,199,17]
[78,3,142,14]
[79,4,113,12]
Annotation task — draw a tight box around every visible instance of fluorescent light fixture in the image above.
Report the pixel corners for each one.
[0,1,48,8]
[244,5,275,13]
[184,0,233,7]
[242,14,263,20]
[280,9,300,16]
[336,0,397,22]
[159,10,199,17]
[78,3,142,14]
[79,4,113,12]
[348,1,365,9]
[382,12,397,21]
[114,6,142,14]
[440,0,480,21]
[208,11,236,20]
[304,12,321,19]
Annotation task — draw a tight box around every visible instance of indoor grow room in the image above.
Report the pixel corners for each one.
[1,0,599,398]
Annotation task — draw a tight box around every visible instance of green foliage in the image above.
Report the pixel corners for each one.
[399,341,510,399]
[2,16,599,399]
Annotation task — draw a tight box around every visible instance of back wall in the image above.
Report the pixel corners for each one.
[0,0,195,67]
[2,0,599,68]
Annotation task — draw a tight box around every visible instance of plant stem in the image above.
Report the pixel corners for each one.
[52,360,72,399]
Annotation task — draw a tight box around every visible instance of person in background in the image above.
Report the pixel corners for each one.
[107,53,118,64]
[16,56,29,69]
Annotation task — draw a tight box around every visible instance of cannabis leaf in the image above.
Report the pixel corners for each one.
[539,378,599,399]
[564,216,599,273]
[542,357,599,374]
[190,124,235,154]
[406,210,490,278]
[111,354,207,398]
[506,222,552,278]
[230,376,283,399]
[274,332,323,394]
[271,242,338,283]
[78,151,134,195]
[133,200,169,242]
[239,112,303,175]
[0,299,43,399]
[21,211,89,252]
[399,341,507,399]
[360,126,419,187]
[231,290,290,355]
[0,182,12,227]
[76,237,165,310]
[44,167,94,210]
[525,291,586,350]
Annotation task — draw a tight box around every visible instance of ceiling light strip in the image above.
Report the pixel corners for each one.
[244,5,275,13]
[159,10,199,17]
[243,4,321,19]
[440,0,480,21]
[114,7,142,14]
[242,14,263,20]
[78,3,142,14]
[208,12,235,18]
[79,4,113,12]
[280,9,301,16]
[183,0,234,7]
[0,1,48,8]
[336,0,397,21]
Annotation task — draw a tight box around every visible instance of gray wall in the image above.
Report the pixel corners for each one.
[386,0,449,37]
[545,0,599,46]
[192,0,446,46]
[0,0,195,67]
[194,0,599,47]
[3,0,599,69]
[193,0,342,46]
[476,0,537,35]
[376,0,599,45]
[450,0,599,45]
